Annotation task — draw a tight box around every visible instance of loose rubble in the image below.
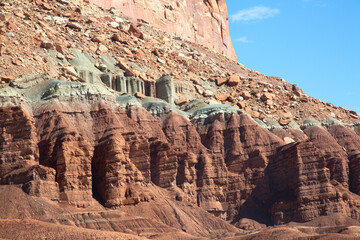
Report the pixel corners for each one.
[1,1,360,240]
[0,0,357,125]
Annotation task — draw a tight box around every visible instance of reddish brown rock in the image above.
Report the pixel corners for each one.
[91,35,106,43]
[11,58,22,66]
[175,97,187,105]
[303,125,349,186]
[89,0,237,61]
[228,95,236,103]
[350,110,358,116]
[18,165,59,200]
[160,113,200,188]
[87,17,98,23]
[55,44,65,54]
[216,77,227,86]
[215,93,230,101]
[279,117,291,126]
[116,58,136,76]
[3,90,360,236]
[0,75,16,83]
[228,74,240,86]
[35,106,94,206]
[6,21,18,31]
[40,41,54,49]
[160,112,227,213]
[111,33,123,42]
[135,91,146,98]
[66,22,82,30]
[42,2,52,10]
[194,113,284,220]
[265,99,274,106]
[237,101,246,109]
[128,23,144,40]
[264,123,360,226]
[0,106,38,175]
[325,124,360,194]
[269,141,360,225]
[0,106,59,200]
[241,91,251,100]
[300,96,309,102]
[3,0,360,236]
[188,72,200,84]
[250,110,260,118]
[97,44,108,54]
[271,128,308,143]
[261,93,273,101]
[292,84,304,96]
[152,48,161,57]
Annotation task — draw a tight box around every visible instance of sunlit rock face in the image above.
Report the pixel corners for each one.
[89,0,237,61]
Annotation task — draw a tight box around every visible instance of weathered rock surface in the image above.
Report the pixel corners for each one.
[2,0,360,239]
[3,77,360,238]
[0,219,144,240]
[89,0,237,61]
[269,141,352,225]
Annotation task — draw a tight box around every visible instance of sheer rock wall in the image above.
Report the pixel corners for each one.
[89,0,238,61]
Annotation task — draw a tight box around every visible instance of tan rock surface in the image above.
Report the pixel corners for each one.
[0,219,144,240]
[89,0,237,61]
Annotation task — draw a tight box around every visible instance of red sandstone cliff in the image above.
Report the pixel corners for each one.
[89,0,237,61]
[2,0,360,239]
[3,87,360,236]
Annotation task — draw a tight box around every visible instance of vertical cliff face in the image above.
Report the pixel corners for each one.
[4,0,360,238]
[3,79,360,236]
[89,0,237,61]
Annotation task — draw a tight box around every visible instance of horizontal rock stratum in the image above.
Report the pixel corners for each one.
[89,0,238,61]
[1,0,360,239]
[2,76,360,239]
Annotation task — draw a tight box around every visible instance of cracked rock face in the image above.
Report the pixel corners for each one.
[2,0,360,238]
[89,0,237,61]
[3,77,360,238]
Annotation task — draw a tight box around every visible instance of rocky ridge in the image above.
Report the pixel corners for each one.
[1,0,360,239]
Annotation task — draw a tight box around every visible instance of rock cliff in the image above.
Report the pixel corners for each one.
[1,0,360,239]
[89,0,237,61]
[3,76,360,238]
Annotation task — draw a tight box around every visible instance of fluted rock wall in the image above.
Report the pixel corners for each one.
[3,79,360,229]
[89,0,237,61]
[0,106,38,176]
[0,106,59,200]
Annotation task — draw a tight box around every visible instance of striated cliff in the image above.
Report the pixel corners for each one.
[1,0,360,239]
[2,77,360,239]
[89,0,237,61]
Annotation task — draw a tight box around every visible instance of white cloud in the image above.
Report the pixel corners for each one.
[230,6,280,22]
[235,37,249,43]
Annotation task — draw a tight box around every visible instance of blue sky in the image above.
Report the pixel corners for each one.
[227,0,360,114]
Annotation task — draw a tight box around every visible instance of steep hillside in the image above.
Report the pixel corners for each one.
[88,0,237,61]
[1,0,360,239]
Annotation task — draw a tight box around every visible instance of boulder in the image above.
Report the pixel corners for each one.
[228,74,240,86]
[215,93,230,101]
[216,77,227,86]
[128,23,144,39]
[135,92,146,99]
[241,91,251,100]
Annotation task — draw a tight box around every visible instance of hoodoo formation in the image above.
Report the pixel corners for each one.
[1,0,360,239]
